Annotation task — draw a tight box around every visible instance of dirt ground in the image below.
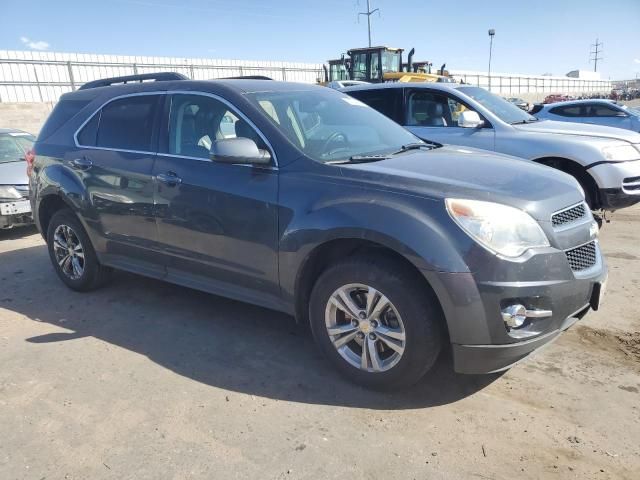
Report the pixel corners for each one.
[0,206,638,480]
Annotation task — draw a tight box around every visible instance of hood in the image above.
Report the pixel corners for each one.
[0,160,28,186]
[516,119,640,143]
[340,145,583,221]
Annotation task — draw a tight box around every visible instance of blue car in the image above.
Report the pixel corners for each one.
[533,99,640,133]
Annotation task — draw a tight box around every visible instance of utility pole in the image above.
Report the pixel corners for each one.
[358,0,380,47]
[590,39,603,72]
[488,29,495,91]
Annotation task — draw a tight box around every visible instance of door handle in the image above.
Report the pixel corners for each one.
[69,157,93,170]
[157,171,182,186]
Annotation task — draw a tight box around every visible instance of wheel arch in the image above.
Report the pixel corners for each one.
[533,156,600,208]
[292,237,448,339]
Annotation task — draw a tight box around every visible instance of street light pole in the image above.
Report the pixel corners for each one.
[488,29,495,91]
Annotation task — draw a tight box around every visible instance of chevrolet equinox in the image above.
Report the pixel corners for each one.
[30,73,608,389]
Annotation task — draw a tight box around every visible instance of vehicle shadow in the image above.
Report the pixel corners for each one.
[0,224,38,240]
[1,244,502,410]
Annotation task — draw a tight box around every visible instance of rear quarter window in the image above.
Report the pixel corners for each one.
[37,99,91,141]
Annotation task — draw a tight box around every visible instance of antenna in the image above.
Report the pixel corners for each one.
[589,38,603,72]
[358,0,380,47]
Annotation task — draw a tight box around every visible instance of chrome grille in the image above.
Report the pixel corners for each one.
[552,203,587,228]
[565,241,597,272]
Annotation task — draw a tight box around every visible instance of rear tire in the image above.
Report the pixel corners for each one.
[309,255,443,390]
[46,209,112,291]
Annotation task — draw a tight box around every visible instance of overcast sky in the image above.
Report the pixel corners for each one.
[2,0,639,79]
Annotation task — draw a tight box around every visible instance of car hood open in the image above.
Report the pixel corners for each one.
[515,120,640,143]
[340,145,584,222]
[0,160,28,186]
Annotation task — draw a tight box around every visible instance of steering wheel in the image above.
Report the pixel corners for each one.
[321,132,350,156]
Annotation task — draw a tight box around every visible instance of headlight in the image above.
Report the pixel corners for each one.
[445,198,550,258]
[0,186,22,200]
[601,144,640,161]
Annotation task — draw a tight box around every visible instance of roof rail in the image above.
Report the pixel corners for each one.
[219,75,273,80]
[78,72,188,90]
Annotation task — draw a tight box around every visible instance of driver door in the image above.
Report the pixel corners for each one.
[405,89,495,151]
[153,93,280,305]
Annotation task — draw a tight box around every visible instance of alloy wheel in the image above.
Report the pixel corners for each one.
[52,224,85,280]
[324,283,406,372]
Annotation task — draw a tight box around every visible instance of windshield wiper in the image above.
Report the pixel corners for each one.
[325,154,391,165]
[394,141,440,153]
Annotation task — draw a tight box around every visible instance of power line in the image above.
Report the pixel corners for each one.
[589,39,603,72]
[358,0,380,47]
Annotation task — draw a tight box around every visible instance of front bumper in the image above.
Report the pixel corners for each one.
[589,159,640,210]
[1,199,32,229]
[0,212,33,229]
[599,187,640,210]
[423,241,608,375]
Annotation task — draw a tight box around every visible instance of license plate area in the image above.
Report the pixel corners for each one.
[0,200,31,216]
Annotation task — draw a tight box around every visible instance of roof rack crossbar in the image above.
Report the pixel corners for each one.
[218,75,273,80]
[78,72,188,90]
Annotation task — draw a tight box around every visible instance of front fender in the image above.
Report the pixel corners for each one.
[277,177,473,305]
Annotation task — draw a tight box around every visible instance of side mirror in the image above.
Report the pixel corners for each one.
[458,110,484,128]
[210,138,271,165]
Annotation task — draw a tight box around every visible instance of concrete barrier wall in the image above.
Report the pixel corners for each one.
[0,102,54,134]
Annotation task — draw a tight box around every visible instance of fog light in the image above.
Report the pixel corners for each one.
[502,304,527,328]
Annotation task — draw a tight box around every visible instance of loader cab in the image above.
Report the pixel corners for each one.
[328,59,350,82]
[347,47,403,83]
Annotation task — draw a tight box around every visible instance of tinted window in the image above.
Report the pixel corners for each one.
[96,95,159,151]
[550,105,582,117]
[77,113,100,146]
[38,99,91,141]
[0,135,23,163]
[584,104,623,117]
[347,89,403,123]
[167,94,266,159]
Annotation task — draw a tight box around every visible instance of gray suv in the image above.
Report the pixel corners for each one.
[30,74,607,389]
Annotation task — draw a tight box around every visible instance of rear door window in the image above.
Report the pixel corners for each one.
[550,105,583,117]
[347,89,404,123]
[94,95,160,152]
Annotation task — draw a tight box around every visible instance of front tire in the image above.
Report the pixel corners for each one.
[309,255,443,390]
[46,209,111,291]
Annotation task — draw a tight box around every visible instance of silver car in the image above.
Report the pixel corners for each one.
[343,83,640,211]
[0,129,34,229]
[532,99,640,133]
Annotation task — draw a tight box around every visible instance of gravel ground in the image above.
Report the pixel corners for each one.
[0,206,639,480]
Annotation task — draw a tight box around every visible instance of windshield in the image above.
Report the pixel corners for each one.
[458,87,537,124]
[0,133,34,164]
[246,88,423,163]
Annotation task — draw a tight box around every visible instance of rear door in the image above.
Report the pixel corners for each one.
[404,89,495,150]
[73,93,163,275]
[153,92,280,306]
